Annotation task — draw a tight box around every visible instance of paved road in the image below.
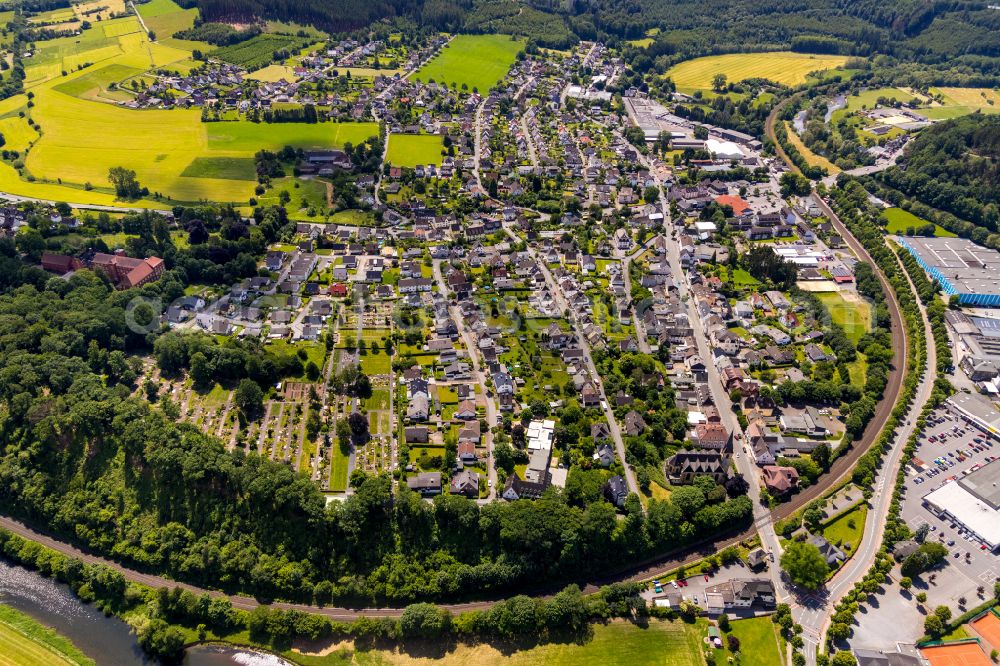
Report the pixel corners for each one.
[805,240,935,657]
[432,259,499,498]
[502,223,639,495]
[766,97,915,664]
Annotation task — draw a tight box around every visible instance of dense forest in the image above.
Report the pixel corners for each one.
[175,0,1000,60]
[876,114,1000,234]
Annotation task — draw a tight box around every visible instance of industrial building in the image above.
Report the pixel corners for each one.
[945,392,1000,439]
[923,460,1000,551]
[896,236,1000,306]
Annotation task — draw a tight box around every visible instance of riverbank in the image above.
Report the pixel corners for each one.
[0,604,95,666]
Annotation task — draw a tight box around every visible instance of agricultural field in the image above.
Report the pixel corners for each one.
[386,133,446,167]
[882,207,956,237]
[135,0,208,52]
[246,64,297,82]
[924,87,1000,119]
[815,291,872,344]
[413,34,524,93]
[213,33,312,71]
[666,51,851,92]
[287,618,712,666]
[0,21,377,207]
[51,63,141,101]
[0,604,94,666]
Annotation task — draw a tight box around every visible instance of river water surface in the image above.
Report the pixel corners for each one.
[0,557,292,666]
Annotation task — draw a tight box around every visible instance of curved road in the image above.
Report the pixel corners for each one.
[0,95,914,629]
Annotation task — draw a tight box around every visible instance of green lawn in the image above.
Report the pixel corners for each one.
[815,291,871,344]
[882,207,956,238]
[360,352,391,375]
[821,503,868,554]
[723,616,783,666]
[287,618,710,665]
[265,341,327,380]
[731,268,760,287]
[329,442,349,492]
[412,34,524,93]
[0,604,94,666]
[386,133,445,167]
[364,389,390,411]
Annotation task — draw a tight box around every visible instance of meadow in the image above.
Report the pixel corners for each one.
[783,121,840,174]
[386,133,445,167]
[412,34,524,93]
[0,604,94,666]
[288,618,711,666]
[882,207,956,237]
[666,51,851,92]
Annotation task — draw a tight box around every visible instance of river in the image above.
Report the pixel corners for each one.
[0,557,292,666]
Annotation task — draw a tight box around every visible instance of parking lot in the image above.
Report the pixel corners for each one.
[901,405,1000,591]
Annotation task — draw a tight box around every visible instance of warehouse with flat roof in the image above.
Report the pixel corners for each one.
[945,392,1000,438]
[896,236,1000,306]
[923,460,1000,551]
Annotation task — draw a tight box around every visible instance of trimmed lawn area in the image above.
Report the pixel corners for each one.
[815,291,871,344]
[386,133,445,167]
[665,51,850,92]
[821,503,868,554]
[364,389,390,411]
[731,268,760,287]
[287,618,710,665]
[0,604,93,666]
[883,207,956,238]
[359,352,391,375]
[413,34,524,93]
[723,616,783,666]
[329,442,349,492]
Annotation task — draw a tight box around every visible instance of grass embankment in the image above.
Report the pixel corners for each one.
[0,605,94,666]
[286,618,710,666]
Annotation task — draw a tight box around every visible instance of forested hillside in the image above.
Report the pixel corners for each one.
[874,114,1000,237]
[176,0,1000,60]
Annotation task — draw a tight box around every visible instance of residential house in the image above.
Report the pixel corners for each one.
[407,472,442,496]
[665,450,728,484]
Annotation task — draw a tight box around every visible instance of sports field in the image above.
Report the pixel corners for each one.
[386,134,445,167]
[816,291,871,344]
[0,604,93,666]
[971,611,1000,653]
[666,52,851,92]
[921,641,991,666]
[412,34,524,93]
